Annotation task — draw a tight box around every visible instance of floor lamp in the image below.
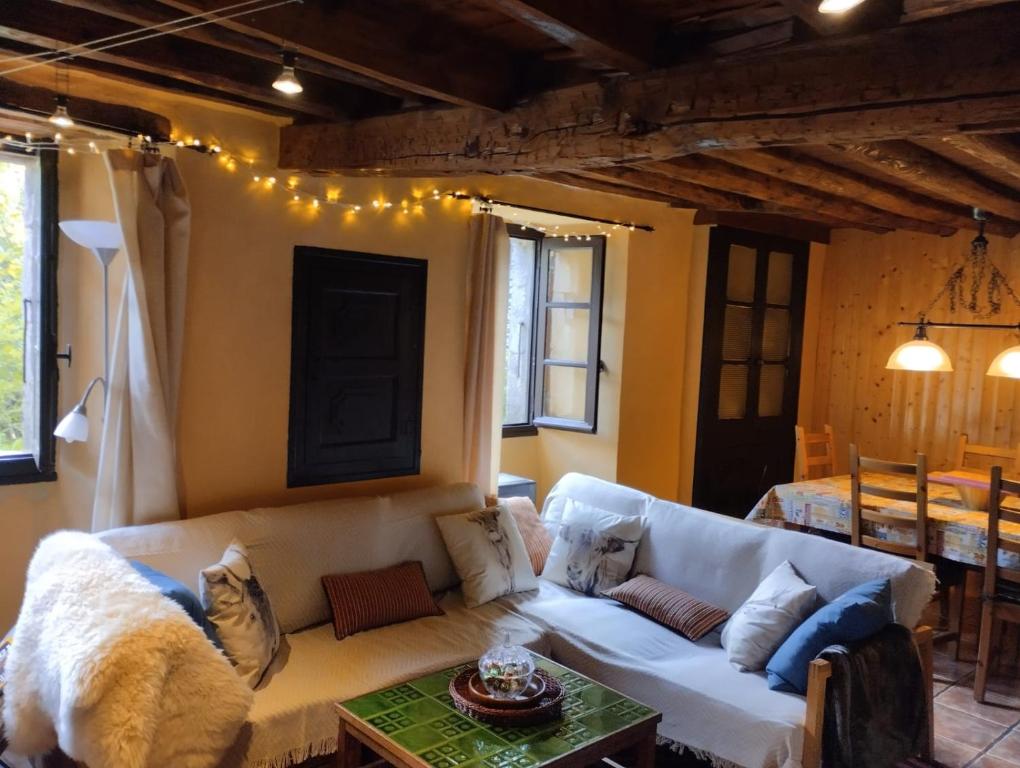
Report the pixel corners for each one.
[54,220,122,443]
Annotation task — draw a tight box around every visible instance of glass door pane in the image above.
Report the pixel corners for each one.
[547,246,593,302]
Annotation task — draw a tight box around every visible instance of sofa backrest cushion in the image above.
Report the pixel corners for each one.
[542,473,935,629]
[99,482,486,635]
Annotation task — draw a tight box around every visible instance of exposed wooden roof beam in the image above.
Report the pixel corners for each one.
[0,2,376,120]
[537,172,685,206]
[156,0,518,110]
[573,165,886,231]
[936,135,1020,186]
[823,141,1020,221]
[279,4,1020,174]
[46,0,414,100]
[711,147,1020,236]
[693,210,831,244]
[479,0,656,73]
[901,0,1014,21]
[0,77,170,139]
[644,156,952,234]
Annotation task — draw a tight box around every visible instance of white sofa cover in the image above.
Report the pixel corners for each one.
[93,475,935,768]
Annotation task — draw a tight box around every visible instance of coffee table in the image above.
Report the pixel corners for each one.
[336,656,662,768]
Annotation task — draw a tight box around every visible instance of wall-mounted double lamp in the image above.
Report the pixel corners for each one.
[886,318,1020,378]
[54,220,122,443]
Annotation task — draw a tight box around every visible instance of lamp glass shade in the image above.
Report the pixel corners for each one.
[987,346,1020,378]
[272,66,303,94]
[886,339,954,372]
[54,406,88,443]
[818,0,866,12]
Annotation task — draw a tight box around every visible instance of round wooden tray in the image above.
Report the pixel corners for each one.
[450,667,564,726]
[468,671,547,709]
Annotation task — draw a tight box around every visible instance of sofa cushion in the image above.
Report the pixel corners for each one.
[321,561,443,640]
[503,497,552,575]
[604,575,728,641]
[436,505,538,607]
[766,578,893,694]
[130,560,222,649]
[219,589,549,768]
[721,560,817,672]
[500,580,809,768]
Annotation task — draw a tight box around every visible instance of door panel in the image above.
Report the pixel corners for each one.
[693,228,809,517]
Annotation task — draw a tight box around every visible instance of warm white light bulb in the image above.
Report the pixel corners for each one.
[818,0,867,12]
[886,339,953,372]
[273,51,303,95]
[987,346,1020,378]
[48,98,75,129]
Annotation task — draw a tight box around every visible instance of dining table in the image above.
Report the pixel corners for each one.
[748,471,1020,570]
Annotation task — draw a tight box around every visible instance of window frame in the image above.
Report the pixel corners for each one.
[0,148,58,485]
[532,234,606,434]
[502,224,541,438]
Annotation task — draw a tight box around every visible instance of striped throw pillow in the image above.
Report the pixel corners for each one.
[321,561,443,641]
[603,575,729,641]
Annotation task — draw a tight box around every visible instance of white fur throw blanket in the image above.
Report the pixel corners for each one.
[3,531,253,768]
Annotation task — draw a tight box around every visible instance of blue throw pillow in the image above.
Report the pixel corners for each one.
[130,561,222,649]
[766,578,892,694]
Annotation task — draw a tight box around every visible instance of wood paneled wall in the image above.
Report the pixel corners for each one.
[811,228,1020,473]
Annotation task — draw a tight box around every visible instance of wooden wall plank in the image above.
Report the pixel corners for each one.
[811,229,1020,472]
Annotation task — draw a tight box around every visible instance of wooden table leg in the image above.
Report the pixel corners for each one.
[338,721,363,768]
[633,725,656,768]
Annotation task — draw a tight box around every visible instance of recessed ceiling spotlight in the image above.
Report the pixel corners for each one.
[272,51,303,95]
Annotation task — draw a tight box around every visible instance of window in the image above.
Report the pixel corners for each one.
[0,150,58,484]
[502,226,606,436]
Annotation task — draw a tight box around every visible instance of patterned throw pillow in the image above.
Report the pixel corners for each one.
[542,499,644,596]
[502,497,553,575]
[604,575,729,641]
[436,505,539,607]
[321,561,443,640]
[200,540,280,688]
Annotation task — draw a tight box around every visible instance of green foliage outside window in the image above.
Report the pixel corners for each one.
[0,161,26,453]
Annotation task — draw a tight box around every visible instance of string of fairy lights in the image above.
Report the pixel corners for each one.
[0,128,645,238]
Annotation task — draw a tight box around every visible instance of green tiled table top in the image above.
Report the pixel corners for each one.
[340,657,659,768]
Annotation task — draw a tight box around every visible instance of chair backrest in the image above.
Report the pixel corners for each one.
[849,443,928,562]
[956,434,1020,475]
[986,466,1020,600]
[795,424,836,481]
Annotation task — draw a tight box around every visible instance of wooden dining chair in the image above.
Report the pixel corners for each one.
[975,466,1020,702]
[955,434,1020,476]
[795,425,836,481]
[850,445,966,657]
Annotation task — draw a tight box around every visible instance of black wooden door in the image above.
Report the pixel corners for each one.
[288,247,427,487]
[692,227,809,517]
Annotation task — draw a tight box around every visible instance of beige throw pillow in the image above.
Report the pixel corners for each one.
[436,506,539,607]
[201,540,281,688]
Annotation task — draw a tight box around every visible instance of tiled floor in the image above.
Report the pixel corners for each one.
[926,575,1020,768]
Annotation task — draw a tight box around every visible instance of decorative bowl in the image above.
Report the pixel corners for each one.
[478,632,535,700]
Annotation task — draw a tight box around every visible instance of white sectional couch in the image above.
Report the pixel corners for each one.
[97,473,935,768]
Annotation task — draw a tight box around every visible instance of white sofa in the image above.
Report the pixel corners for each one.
[97,473,935,768]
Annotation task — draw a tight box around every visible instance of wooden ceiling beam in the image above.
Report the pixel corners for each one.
[573,165,886,231]
[693,210,831,244]
[478,0,656,73]
[643,156,956,235]
[537,172,685,206]
[0,77,170,139]
[935,135,1020,187]
[711,147,1020,236]
[45,0,414,101]
[0,2,375,120]
[901,0,1014,21]
[155,0,518,110]
[824,141,1020,222]
[278,4,1020,174]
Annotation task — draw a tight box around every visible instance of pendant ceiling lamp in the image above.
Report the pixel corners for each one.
[272,50,303,95]
[887,209,1020,376]
[818,0,867,13]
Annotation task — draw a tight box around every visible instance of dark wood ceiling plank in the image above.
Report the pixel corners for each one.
[155,0,518,110]
[537,172,684,205]
[644,156,954,234]
[901,0,1015,21]
[711,147,1020,236]
[278,4,1020,174]
[825,141,1020,222]
[45,0,414,100]
[478,0,656,73]
[693,210,831,244]
[0,77,170,138]
[934,135,1020,187]
[0,2,368,119]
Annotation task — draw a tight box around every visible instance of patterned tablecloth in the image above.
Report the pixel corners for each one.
[748,474,1020,569]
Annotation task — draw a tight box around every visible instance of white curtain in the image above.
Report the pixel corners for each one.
[463,213,509,497]
[92,150,190,531]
